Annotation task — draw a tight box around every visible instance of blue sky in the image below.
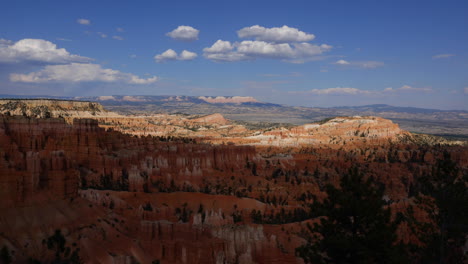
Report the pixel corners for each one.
[1,0,467,110]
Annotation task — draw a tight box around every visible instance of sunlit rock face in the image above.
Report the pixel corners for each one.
[250,116,409,147]
[0,99,112,122]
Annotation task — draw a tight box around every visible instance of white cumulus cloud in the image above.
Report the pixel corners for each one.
[154,49,197,62]
[179,50,198,61]
[166,26,200,41]
[154,49,178,62]
[77,18,91,25]
[10,63,158,84]
[203,40,331,63]
[0,38,91,64]
[236,41,295,59]
[335,59,350,65]
[237,25,315,43]
[204,25,330,63]
[203,40,234,53]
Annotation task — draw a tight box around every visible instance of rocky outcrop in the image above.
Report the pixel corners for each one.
[0,116,80,208]
[192,113,229,125]
[0,99,117,123]
[246,116,409,147]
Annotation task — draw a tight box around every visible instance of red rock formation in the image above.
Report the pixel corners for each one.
[248,116,410,147]
[0,112,466,263]
[192,113,229,125]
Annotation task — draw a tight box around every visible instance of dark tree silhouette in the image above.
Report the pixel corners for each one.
[414,152,468,264]
[0,246,12,264]
[296,168,407,264]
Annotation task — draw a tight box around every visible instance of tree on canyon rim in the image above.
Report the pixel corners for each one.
[412,152,468,264]
[296,167,408,264]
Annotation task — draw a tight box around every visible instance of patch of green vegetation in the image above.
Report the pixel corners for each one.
[433,134,468,142]
[314,117,335,125]
[233,120,294,130]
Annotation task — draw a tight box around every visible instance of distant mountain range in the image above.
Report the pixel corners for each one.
[1,94,465,113]
[1,94,467,138]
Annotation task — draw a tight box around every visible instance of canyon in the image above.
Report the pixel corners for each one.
[0,99,466,263]
[4,95,467,139]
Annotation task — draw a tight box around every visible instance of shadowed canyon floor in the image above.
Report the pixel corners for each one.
[0,100,467,263]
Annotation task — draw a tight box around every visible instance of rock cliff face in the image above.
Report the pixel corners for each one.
[0,103,466,263]
[247,116,409,147]
[192,113,229,125]
[0,99,117,123]
[0,116,79,208]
